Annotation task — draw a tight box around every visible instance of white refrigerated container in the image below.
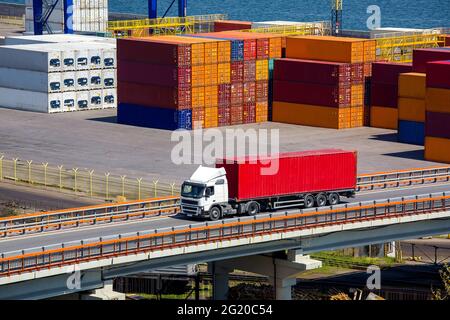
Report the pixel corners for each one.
[102,69,116,89]
[89,89,103,109]
[89,69,103,90]
[4,34,116,46]
[62,71,76,92]
[75,70,90,91]
[0,44,62,73]
[102,88,116,109]
[0,68,62,93]
[0,87,63,113]
[62,91,77,112]
[76,91,90,110]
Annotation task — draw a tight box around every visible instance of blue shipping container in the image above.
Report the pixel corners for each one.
[398,120,424,145]
[185,34,244,61]
[118,103,192,130]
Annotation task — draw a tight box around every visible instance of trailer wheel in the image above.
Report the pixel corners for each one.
[304,194,315,208]
[315,193,327,207]
[209,207,222,221]
[247,202,260,216]
[328,193,340,206]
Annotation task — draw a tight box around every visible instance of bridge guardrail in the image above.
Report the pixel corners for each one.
[0,196,180,238]
[1,193,449,277]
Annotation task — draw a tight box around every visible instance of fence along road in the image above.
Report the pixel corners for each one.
[0,193,449,277]
[0,164,449,238]
[0,155,449,201]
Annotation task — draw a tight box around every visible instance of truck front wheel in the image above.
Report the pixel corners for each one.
[247,201,260,216]
[209,207,222,221]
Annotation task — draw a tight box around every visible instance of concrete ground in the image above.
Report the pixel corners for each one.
[0,108,443,185]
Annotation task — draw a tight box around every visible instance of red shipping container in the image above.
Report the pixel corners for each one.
[230,106,243,125]
[273,80,351,107]
[118,81,191,109]
[243,81,256,103]
[256,81,269,101]
[370,82,398,108]
[117,38,191,66]
[118,60,191,87]
[243,60,256,82]
[231,82,243,106]
[273,59,351,86]
[363,62,372,77]
[214,20,252,32]
[218,105,231,126]
[413,48,450,73]
[231,61,244,82]
[256,38,270,60]
[371,62,413,85]
[220,31,271,59]
[218,84,231,107]
[351,63,364,84]
[426,111,450,139]
[426,60,450,89]
[243,104,256,123]
[216,149,357,201]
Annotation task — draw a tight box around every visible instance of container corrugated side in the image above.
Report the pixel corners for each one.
[426,60,450,89]
[412,48,450,73]
[216,150,357,201]
[426,111,450,139]
[398,120,425,145]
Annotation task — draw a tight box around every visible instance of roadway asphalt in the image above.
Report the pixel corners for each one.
[1,182,449,254]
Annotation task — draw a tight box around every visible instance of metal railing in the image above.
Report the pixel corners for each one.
[0,155,179,201]
[1,193,449,277]
[357,166,450,191]
[0,196,180,238]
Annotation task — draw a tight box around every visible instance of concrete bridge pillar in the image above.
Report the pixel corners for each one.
[80,280,126,300]
[208,251,322,300]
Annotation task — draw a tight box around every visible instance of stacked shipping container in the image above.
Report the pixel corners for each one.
[0,39,117,113]
[370,62,413,129]
[272,36,376,129]
[425,60,450,163]
[397,72,426,145]
[214,20,252,32]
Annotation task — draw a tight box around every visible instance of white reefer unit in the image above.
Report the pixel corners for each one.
[102,69,116,89]
[0,87,63,113]
[61,71,76,91]
[76,91,90,110]
[62,91,77,112]
[0,44,62,73]
[89,69,103,89]
[89,89,103,109]
[75,70,90,90]
[4,34,116,46]
[0,67,62,93]
[102,88,116,109]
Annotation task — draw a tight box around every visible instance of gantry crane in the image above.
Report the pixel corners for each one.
[32,0,73,35]
[331,0,343,36]
[148,0,187,19]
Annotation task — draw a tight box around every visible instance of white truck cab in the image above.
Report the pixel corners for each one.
[181,166,228,219]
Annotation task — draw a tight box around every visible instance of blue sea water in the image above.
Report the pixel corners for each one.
[5,0,450,30]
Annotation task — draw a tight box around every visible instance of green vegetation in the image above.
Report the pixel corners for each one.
[432,264,450,300]
[0,207,18,218]
[311,251,397,269]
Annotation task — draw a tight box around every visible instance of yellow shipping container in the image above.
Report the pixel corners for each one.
[204,106,218,128]
[256,59,269,81]
[269,36,283,59]
[217,41,231,63]
[398,97,426,122]
[363,40,377,63]
[218,63,231,84]
[204,85,218,107]
[204,42,218,65]
[425,137,450,163]
[426,88,450,114]
[351,106,364,128]
[192,87,205,109]
[192,65,205,87]
[286,36,365,63]
[256,101,268,123]
[204,64,218,86]
[370,106,398,129]
[272,101,353,129]
[192,107,205,129]
[398,72,426,99]
[351,84,364,107]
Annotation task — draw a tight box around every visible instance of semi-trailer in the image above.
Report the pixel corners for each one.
[181,149,357,220]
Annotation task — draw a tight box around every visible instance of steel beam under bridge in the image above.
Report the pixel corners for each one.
[148,0,187,19]
[1,213,449,299]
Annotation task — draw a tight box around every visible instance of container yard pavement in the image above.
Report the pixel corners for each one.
[0,107,443,185]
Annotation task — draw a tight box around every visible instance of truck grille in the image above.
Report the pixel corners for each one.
[181,205,199,216]
[181,199,199,205]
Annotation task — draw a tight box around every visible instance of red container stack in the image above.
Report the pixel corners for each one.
[412,48,450,73]
[213,20,252,32]
[369,62,413,129]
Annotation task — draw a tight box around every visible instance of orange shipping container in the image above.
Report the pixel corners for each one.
[286,36,366,63]
[370,106,398,129]
[351,106,364,128]
[363,40,377,63]
[398,97,426,122]
[272,101,353,129]
[192,65,205,87]
[192,86,205,109]
[256,101,268,123]
[425,137,450,163]
[398,72,426,99]
[192,107,205,129]
[256,59,269,81]
[204,64,218,86]
[426,88,450,114]
[218,63,231,84]
[204,106,218,128]
[351,84,364,107]
[204,85,218,107]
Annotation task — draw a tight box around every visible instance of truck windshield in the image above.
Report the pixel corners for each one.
[181,183,205,199]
